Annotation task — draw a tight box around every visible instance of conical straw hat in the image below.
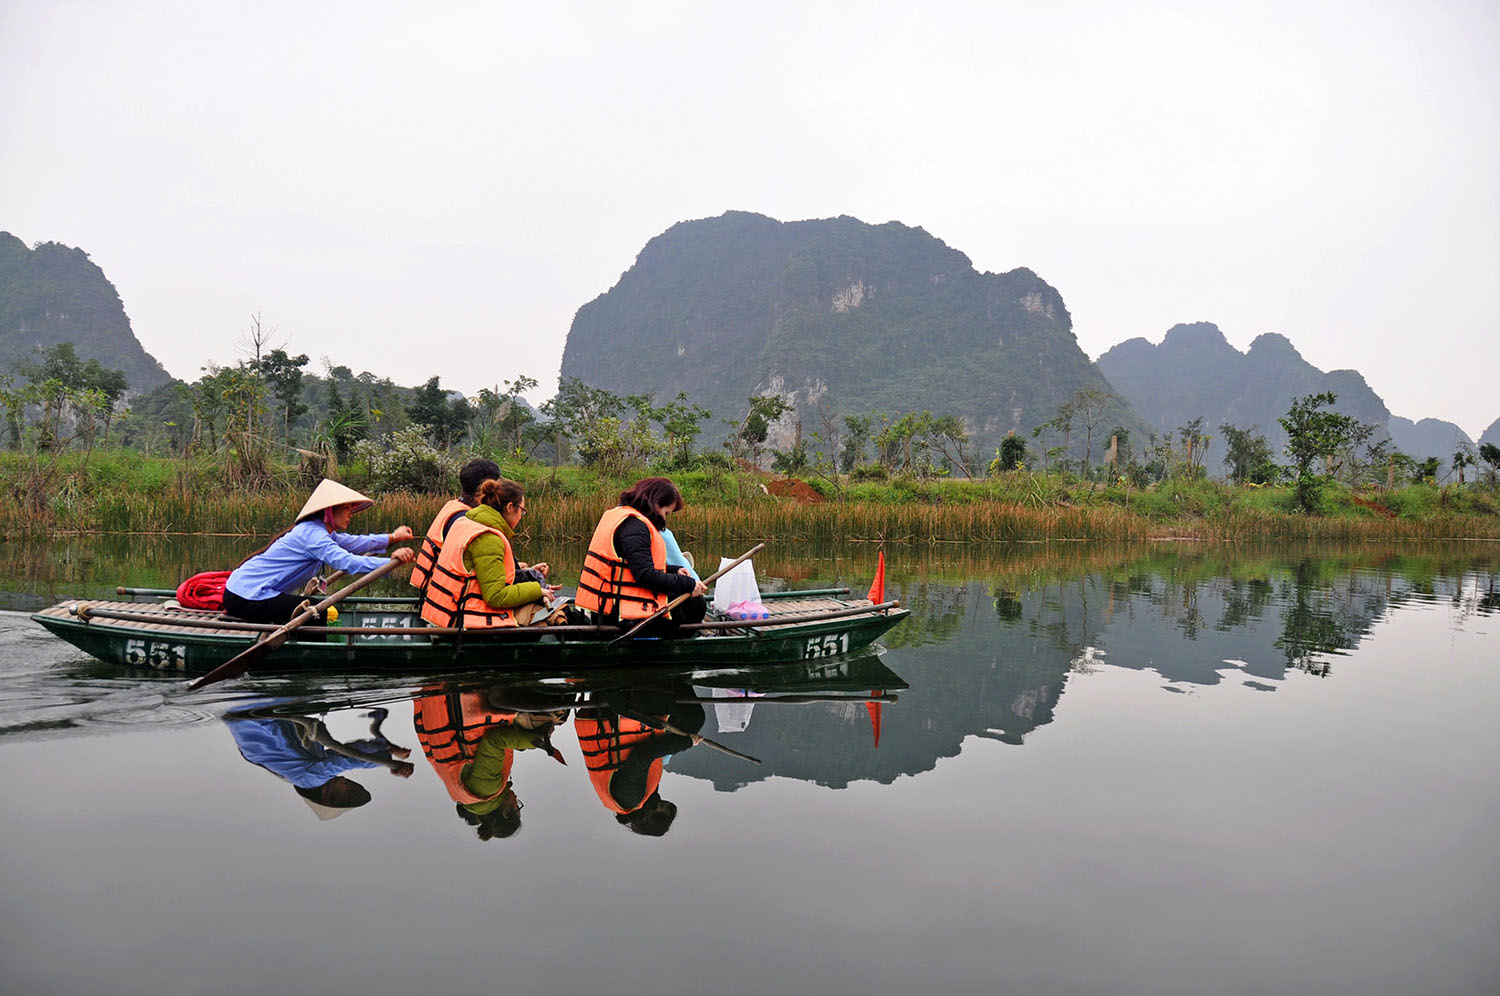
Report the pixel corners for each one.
[300,795,359,821]
[296,479,374,522]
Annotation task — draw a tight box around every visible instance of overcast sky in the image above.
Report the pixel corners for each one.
[3,0,1496,437]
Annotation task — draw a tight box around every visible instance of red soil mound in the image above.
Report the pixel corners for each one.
[767,478,824,504]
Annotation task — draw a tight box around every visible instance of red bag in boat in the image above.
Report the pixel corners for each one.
[176,570,232,610]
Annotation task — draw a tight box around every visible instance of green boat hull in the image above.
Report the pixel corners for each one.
[32,599,909,677]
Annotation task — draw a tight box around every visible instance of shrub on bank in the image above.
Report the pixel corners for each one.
[357,426,458,495]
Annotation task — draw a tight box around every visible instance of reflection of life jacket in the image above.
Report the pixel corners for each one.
[576,507,670,620]
[409,499,472,593]
[420,516,520,629]
[414,689,516,805]
[575,712,664,814]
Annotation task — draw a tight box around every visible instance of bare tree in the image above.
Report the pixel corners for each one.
[237,313,285,441]
[1070,387,1110,476]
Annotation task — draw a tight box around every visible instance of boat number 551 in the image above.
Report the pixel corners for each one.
[804,633,849,659]
[123,639,187,670]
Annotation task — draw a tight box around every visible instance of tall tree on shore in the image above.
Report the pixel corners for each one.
[1219,422,1276,484]
[1279,392,1359,513]
[1451,443,1476,486]
[255,348,309,444]
[1070,387,1110,476]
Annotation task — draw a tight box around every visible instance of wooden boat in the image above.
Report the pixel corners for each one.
[31,587,908,676]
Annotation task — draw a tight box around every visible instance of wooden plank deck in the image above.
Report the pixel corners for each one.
[35,600,256,639]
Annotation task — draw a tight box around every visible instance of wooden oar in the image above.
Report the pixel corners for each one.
[611,704,762,765]
[608,542,765,646]
[186,558,405,691]
[677,692,900,705]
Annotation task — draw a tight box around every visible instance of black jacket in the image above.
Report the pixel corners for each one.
[614,518,696,597]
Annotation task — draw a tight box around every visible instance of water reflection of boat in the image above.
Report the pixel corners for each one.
[250,650,908,721]
[30,589,908,676]
[232,652,907,836]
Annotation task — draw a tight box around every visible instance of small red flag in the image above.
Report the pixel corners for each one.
[867,551,885,604]
[865,693,883,748]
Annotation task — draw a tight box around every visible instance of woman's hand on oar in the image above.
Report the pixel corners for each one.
[608,542,766,646]
[186,557,407,691]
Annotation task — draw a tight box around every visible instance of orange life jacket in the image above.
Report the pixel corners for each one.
[409,498,472,592]
[413,689,517,805]
[575,506,670,620]
[419,516,520,629]
[574,712,665,814]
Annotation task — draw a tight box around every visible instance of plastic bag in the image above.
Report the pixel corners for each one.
[712,556,761,614]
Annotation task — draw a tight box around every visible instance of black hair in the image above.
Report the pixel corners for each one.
[618,477,683,530]
[460,458,502,501]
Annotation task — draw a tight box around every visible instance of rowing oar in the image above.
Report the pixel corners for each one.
[677,692,900,705]
[612,704,762,765]
[608,542,766,646]
[186,557,405,691]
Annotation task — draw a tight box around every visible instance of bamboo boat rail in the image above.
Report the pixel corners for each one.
[114,585,855,603]
[64,598,902,639]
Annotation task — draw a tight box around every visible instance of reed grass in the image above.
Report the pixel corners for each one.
[5,449,1498,543]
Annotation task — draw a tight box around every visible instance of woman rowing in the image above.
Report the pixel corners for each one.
[419,477,560,630]
[575,476,707,636]
[223,479,416,625]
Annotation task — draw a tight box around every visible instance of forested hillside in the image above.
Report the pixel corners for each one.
[0,232,170,392]
[561,212,1144,462]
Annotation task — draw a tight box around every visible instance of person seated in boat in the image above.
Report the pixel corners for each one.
[225,703,415,821]
[223,479,416,626]
[576,477,707,636]
[413,684,567,841]
[408,457,500,596]
[574,686,705,836]
[419,477,561,630]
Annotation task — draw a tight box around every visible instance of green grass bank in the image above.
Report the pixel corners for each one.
[4,449,1498,544]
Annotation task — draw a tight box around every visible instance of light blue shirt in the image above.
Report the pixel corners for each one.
[225,519,390,600]
[660,527,700,581]
[227,716,381,789]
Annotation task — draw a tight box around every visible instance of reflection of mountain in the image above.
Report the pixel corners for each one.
[671,552,1500,792]
[1012,558,1467,684]
[671,584,1079,790]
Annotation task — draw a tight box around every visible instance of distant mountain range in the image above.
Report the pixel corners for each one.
[0,232,170,393]
[1480,418,1500,450]
[5,221,1492,469]
[561,211,1144,461]
[1389,416,1479,462]
[1097,322,1480,466]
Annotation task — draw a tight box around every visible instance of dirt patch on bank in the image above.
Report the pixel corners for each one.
[767,478,824,504]
[1351,495,1397,519]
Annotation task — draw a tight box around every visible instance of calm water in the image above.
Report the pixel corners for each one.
[1,538,1497,995]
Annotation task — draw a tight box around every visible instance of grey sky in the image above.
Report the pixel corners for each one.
[3,0,1496,436]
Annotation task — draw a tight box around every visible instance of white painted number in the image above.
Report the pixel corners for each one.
[122,639,187,670]
[803,633,849,659]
